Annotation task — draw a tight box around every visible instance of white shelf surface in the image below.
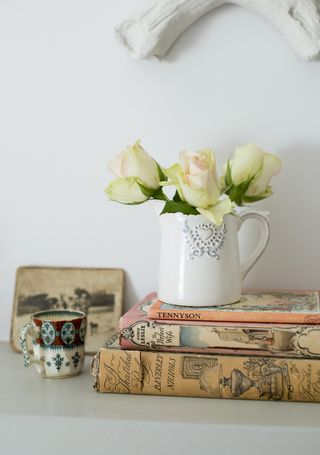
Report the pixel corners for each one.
[1,341,320,455]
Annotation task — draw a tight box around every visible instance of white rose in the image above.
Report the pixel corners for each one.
[105,176,148,204]
[224,143,281,204]
[165,149,220,208]
[229,143,264,185]
[164,149,232,225]
[246,152,281,197]
[108,140,161,190]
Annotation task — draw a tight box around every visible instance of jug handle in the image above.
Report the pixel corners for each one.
[238,211,270,281]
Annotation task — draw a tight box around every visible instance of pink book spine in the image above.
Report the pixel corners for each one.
[148,289,320,324]
[118,295,320,359]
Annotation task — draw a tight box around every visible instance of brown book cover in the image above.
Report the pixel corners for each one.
[118,294,320,358]
[148,290,320,324]
[91,343,320,403]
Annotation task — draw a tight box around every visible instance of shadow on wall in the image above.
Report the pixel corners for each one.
[244,145,320,289]
[124,272,139,313]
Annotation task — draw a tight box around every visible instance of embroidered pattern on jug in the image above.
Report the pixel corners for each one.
[184,220,227,260]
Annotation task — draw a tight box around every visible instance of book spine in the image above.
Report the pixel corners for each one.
[148,306,320,324]
[119,318,320,358]
[91,347,320,402]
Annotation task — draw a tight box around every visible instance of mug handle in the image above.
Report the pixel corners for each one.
[19,322,37,367]
[238,210,270,281]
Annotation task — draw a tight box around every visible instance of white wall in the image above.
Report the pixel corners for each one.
[0,1,320,341]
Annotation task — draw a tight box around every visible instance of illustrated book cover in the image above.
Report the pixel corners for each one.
[119,294,320,358]
[91,341,320,403]
[148,290,320,324]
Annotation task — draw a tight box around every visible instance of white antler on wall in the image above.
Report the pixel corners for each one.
[115,0,320,61]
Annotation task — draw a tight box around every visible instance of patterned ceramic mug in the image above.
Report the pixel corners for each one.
[19,309,86,378]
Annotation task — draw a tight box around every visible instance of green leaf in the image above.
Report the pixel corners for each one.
[237,174,256,195]
[160,201,199,216]
[173,190,182,202]
[156,161,167,182]
[136,180,155,198]
[242,191,272,203]
[226,172,258,206]
[225,160,233,187]
[136,180,169,201]
[152,187,168,201]
[228,186,244,206]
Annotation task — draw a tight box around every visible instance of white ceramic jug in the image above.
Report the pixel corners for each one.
[157,210,270,307]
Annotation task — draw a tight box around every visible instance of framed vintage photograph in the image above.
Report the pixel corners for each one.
[11,266,124,355]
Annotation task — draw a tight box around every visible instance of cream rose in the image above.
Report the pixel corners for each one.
[229,143,264,185]
[108,140,161,190]
[246,152,281,197]
[106,140,162,204]
[165,149,220,208]
[164,149,232,225]
[105,176,148,204]
[224,143,281,204]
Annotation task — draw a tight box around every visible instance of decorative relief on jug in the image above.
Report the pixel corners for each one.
[183,220,227,260]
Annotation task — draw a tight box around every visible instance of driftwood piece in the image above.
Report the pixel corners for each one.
[115,0,320,61]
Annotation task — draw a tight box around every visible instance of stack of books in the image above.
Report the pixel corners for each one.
[91,289,320,402]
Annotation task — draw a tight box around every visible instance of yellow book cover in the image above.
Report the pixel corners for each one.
[91,343,320,402]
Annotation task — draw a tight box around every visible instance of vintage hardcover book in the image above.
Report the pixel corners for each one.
[119,295,320,358]
[147,290,320,324]
[91,342,320,402]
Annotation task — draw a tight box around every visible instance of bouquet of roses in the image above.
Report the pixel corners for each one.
[106,140,281,225]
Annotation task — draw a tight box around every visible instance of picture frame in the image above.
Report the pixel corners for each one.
[11,266,124,355]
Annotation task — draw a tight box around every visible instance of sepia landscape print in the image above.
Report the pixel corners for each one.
[11,267,124,354]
